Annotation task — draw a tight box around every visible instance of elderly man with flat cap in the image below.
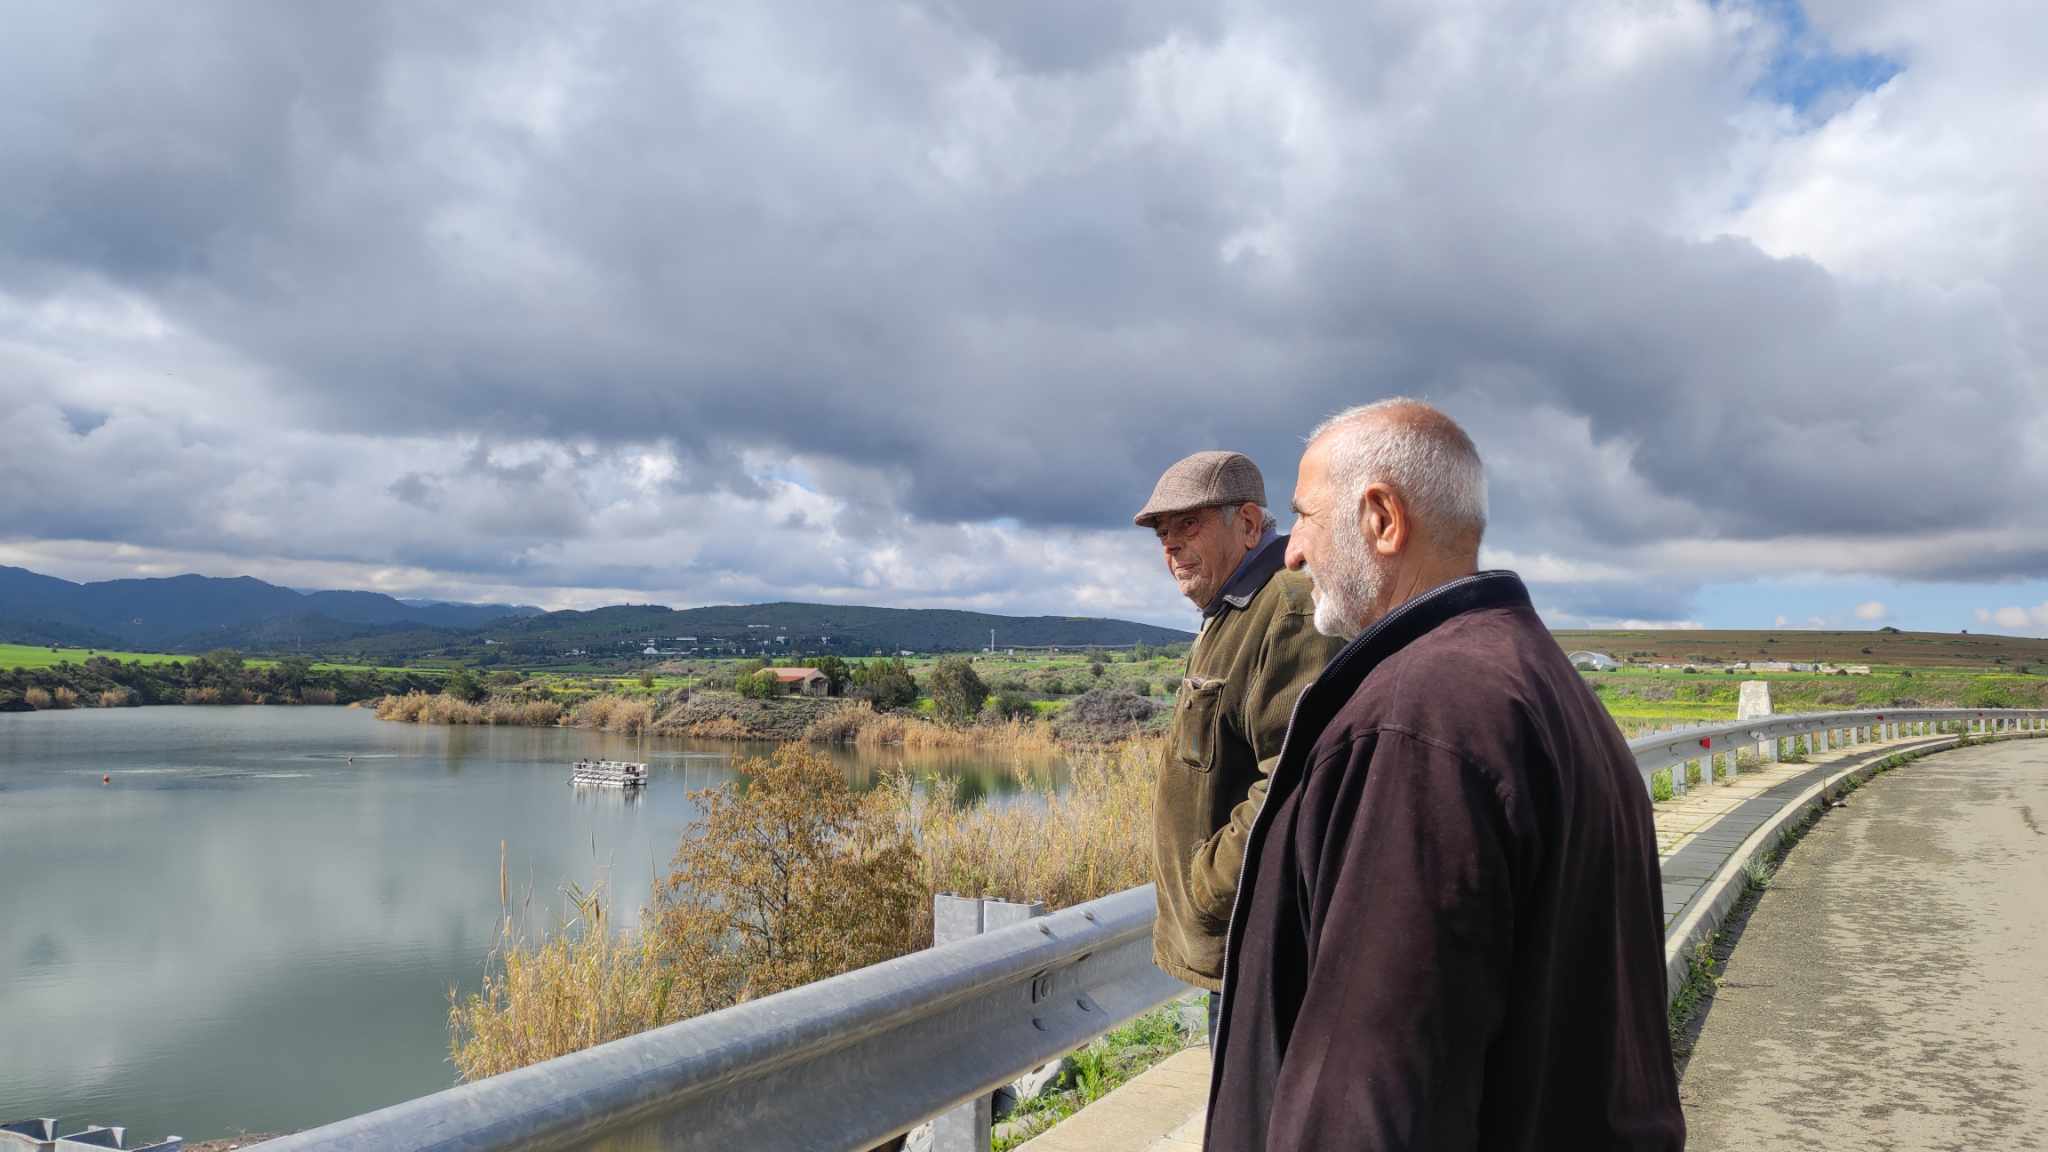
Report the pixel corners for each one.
[1134,451,1346,1046]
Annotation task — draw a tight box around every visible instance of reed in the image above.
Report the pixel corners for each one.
[890,736,1158,918]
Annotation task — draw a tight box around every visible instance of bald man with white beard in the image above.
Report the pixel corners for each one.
[1205,399,1683,1152]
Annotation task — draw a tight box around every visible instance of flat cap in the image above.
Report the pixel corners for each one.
[1133,450,1266,527]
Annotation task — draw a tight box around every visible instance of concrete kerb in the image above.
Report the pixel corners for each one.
[1661,729,2047,1010]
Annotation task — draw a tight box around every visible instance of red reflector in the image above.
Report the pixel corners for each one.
[1699,737,1711,748]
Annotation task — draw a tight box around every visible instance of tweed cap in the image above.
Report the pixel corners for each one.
[1133,450,1267,527]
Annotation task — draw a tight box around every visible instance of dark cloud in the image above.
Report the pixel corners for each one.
[1,0,2042,623]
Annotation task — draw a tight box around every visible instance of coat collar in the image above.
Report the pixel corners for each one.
[1203,533,1291,619]
[1304,569,1531,704]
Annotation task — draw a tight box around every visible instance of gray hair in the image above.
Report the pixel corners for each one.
[1223,503,1274,536]
[1308,398,1487,550]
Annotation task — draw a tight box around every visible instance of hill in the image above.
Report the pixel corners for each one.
[1553,628,2048,670]
[0,566,539,651]
[0,566,1193,662]
[464,601,1194,660]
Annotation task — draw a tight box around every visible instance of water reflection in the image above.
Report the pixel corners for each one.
[0,706,1063,1143]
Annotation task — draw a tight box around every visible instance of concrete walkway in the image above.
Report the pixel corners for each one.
[1017,727,1964,1151]
[1680,738,2048,1150]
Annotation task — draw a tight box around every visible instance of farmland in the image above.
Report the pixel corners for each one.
[1553,628,2048,670]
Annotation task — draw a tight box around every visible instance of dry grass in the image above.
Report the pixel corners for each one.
[449,871,674,1083]
[571,694,655,734]
[374,690,647,732]
[890,736,1158,918]
[375,691,486,724]
[23,686,54,709]
[806,700,1059,753]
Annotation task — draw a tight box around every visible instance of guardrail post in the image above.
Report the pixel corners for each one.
[932,895,1048,1152]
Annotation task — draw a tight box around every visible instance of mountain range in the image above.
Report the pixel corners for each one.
[0,567,1193,659]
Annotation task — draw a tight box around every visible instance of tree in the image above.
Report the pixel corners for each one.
[1089,659,1106,679]
[850,657,919,712]
[927,655,989,725]
[639,670,656,689]
[813,655,851,697]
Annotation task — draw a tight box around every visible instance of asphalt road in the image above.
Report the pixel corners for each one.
[1679,738,2048,1150]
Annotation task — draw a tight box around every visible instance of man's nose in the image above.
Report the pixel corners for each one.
[1283,539,1305,570]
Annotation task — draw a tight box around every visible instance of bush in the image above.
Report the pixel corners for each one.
[982,691,1036,722]
[850,657,919,712]
[736,669,782,700]
[444,666,487,704]
[927,656,989,726]
[1054,682,1158,743]
[650,746,925,1005]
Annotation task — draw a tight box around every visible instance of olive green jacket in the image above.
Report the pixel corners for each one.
[1153,536,1344,990]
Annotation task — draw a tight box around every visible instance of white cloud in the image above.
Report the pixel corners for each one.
[1978,602,2048,634]
[1854,600,1889,621]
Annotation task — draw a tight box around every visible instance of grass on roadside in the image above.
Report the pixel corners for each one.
[992,1006,1196,1152]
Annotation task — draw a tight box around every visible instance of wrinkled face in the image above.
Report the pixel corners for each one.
[1153,505,1253,609]
[1286,438,1386,640]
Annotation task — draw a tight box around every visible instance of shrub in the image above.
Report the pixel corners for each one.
[850,657,919,712]
[1054,682,1158,743]
[444,666,488,704]
[982,691,1036,722]
[650,746,925,1005]
[927,656,989,726]
[97,687,135,708]
[735,669,781,700]
[24,686,53,709]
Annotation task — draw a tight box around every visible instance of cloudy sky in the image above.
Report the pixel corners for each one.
[2,0,2043,633]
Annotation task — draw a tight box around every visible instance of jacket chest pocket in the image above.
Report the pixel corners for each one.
[1175,676,1228,772]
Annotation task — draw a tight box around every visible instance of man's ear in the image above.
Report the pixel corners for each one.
[1360,483,1406,556]
[1237,502,1263,546]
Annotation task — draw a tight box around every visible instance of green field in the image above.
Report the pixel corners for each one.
[0,643,193,669]
[0,642,424,676]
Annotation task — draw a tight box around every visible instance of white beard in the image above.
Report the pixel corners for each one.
[1306,527,1385,641]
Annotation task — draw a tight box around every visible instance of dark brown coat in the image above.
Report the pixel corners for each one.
[1207,571,1683,1151]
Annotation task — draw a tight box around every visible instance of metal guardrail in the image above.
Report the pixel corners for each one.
[1625,707,2048,796]
[243,707,2048,1152]
[251,885,1182,1152]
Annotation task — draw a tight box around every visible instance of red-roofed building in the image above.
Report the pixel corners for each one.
[764,667,829,697]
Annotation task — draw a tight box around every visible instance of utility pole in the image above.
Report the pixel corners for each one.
[989,629,995,654]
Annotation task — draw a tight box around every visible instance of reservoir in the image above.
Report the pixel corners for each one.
[0,705,1059,1142]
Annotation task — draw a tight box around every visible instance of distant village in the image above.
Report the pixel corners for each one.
[1566,651,1873,676]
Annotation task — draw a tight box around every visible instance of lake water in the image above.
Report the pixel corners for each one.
[0,706,1060,1142]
